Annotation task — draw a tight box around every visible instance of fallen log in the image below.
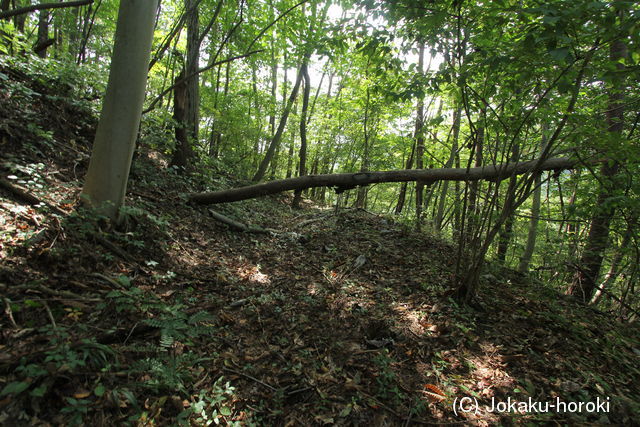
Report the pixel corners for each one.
[189,157,582,205]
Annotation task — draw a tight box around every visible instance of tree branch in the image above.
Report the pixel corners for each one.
[142,50,263,115]
[0,0,92,19]
[245,0,308,53]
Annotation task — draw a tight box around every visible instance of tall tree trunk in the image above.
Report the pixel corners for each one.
[185,0,200,160]
[518,128,547,273]
[170,0,200,171]
[268,61,288,179]
[14,0,27,33]
[170,69,190,169]
[496,215,514,264]
[253,59,305,182]
[564,171,581,259]
[414,42,426,229]
[81,0,158,222]
[209,61,223,158]
[394,141,415,214]
[34,9,50,57]
[435,105,461,231]
[567,7,627,302]
[269,53,278,137]
[466,109,485,241]
[285,101,298,179]
[590,221,633,305]
[356,86,372,208]
[495,143,520,264]
[292,61,311,208]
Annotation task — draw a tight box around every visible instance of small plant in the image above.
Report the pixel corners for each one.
[1,325,116,424]
[177,378,240,426]
[372,350,405,406]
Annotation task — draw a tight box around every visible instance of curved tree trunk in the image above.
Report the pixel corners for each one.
[253,59,305,182]
[292,61,311,208]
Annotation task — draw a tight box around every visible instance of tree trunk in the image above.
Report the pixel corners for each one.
[356,86,372,209]
[414,42,426,229]
[435,105,461,231]
[169,0,199,171]
[496,215,514,264]
[518,128,547,273]
[253,59,305,182]
[466,110,485,241]
[567,9,626,302]
[185,0,200,166]
[81,0,158,222]
[269,52,278,136]
[34,9,51,57]
[268,61,288,179]
[209,61,223,158]
[590,222,633,305]
[292,61,311,208]
[394,141,415,214]
[170,69,191,169]
[285,100,298,179]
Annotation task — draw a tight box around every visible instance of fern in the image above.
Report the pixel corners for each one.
[188,310,215,324]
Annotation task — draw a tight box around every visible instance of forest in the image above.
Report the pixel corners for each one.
[0,0,639,424]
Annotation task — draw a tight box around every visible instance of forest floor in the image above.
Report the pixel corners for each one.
[1,61,640,426]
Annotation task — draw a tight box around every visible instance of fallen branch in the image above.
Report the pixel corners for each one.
[93,233,136,263]
[190,157,586,205]
[0,178,67,216]
[0,281,101,302]
[0,0,92,19]
[222,367,277,391]
[90,273,126,290]
[208,209,276,234]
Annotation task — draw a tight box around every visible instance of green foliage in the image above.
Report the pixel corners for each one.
[372,350,405,406]
[3,325,116,422]
[177,378,239,426]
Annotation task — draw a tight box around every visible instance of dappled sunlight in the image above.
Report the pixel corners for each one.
[236,263,271,285]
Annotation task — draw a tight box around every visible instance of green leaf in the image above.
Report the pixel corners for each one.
[94,384,106,397]
[557,76,573,94]
[30,384,48,397]
[1,381,30,396]
[220,406,231,416]
[549,47,569,62]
